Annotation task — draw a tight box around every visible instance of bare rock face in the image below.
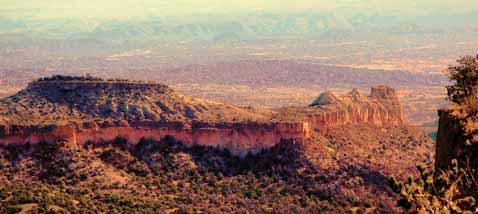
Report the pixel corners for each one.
[370,85,399,100]
[294,87,403,131]
[0,77,404,156]
[347,88,366,102]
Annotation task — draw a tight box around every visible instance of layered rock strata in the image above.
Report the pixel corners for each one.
[279,86,403,131]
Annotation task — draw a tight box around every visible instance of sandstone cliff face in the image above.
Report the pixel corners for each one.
[0,122,310,156]
[0,79,403,156]
[304,105,402,131]
[294,85,403,131]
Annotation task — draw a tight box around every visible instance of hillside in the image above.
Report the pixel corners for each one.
[0,77,270,126]
[0,76,434,212]
[0,124,432,213]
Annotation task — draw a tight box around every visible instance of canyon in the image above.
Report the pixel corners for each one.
[0,77,404,155]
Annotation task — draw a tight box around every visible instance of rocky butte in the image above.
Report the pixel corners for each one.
[0,76,404,156]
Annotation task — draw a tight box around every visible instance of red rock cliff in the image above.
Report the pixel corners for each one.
[0,121,310,156]
[279,86,404,131]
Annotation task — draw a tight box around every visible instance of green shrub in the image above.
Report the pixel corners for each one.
[0,159,5,170]
[37,75,104,82]
[5,206,22,214]
[446,54,478,104]
[390,160,478,213]
[46,162,67,178]
[112,136,129,150]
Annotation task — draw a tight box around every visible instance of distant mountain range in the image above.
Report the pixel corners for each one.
[1,12,477,43]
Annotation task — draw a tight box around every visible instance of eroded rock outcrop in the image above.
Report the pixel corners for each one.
[0,78,403,156]
[287,86,403,131]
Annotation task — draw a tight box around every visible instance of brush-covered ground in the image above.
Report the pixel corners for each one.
[0,124,433,213]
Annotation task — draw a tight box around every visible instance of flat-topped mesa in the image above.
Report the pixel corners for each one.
[0,76,310,156]
[0,77,403,156]
[26,78,173,101]
[27,80,171,93]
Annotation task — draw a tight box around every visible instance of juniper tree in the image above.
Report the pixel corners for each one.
[447,54,478,103]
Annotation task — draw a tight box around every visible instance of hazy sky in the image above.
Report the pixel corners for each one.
[1,0,476,19]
